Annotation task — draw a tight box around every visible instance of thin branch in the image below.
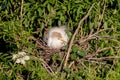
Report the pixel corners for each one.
[57,54,66,72]
[29,36,46,49]
[94,28,113,35]
[97,46,120,53]
[97,0,106,31]
[31,56,55,75]
[41,63,52,74]
[85,60,107,65]
[63,3,95,68]
[110,39,120,44]
[20,0,24,25]
[29,36,60,53]
[68,61,74,68]
[77,59,89,70]
[87,56,120,61]
[40,58,55,75]
[79,28,113,44]
[86,46,120,58]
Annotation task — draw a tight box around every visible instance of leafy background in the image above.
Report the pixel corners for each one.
[0,0,120,80]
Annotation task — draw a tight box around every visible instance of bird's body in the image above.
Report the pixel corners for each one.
[44,26,68,49]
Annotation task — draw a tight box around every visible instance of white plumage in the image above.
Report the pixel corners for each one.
[44,26,68,49]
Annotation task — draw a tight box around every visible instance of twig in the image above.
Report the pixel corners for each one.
[68,61,74,68]
[110,39,120,44]
[78,59,89,70]
[87,56,120,61]
[29,36,60,53]
[57,54,66,72]
[85,60,107,65]
[40,58,55,75]
[96,46,120,53]
[63,3,95,68]
[20,0,24,17]
[29,36,46,49]
[97,0,106,31]
[20,0,24,25]
[94,28,113,35]
[79,28,113,44]
[41,62,52,74]
[86,46,120,58]
[31,56,55,75]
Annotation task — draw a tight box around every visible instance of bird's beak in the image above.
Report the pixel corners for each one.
[59,38,66,43]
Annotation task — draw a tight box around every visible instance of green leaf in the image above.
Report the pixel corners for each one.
[72,45,86,58]
[47,4,51,12]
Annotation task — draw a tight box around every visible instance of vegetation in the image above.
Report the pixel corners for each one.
[0,0,120,79]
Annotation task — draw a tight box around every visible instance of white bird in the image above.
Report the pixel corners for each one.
[44,25,69,49]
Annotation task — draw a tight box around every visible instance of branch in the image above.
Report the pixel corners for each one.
[97,0,106,31]
[79,28,113,44]
[40,58,55,75]
[63,3,95,68]
[86,46,120,58]
[20,0,24,25]
[87,56,120,61]
[31,56,55,75]
[29,36,60,53]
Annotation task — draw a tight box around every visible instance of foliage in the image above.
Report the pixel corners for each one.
[0,0,120,79]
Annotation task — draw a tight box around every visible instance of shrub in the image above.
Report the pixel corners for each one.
[0,0,120,79]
